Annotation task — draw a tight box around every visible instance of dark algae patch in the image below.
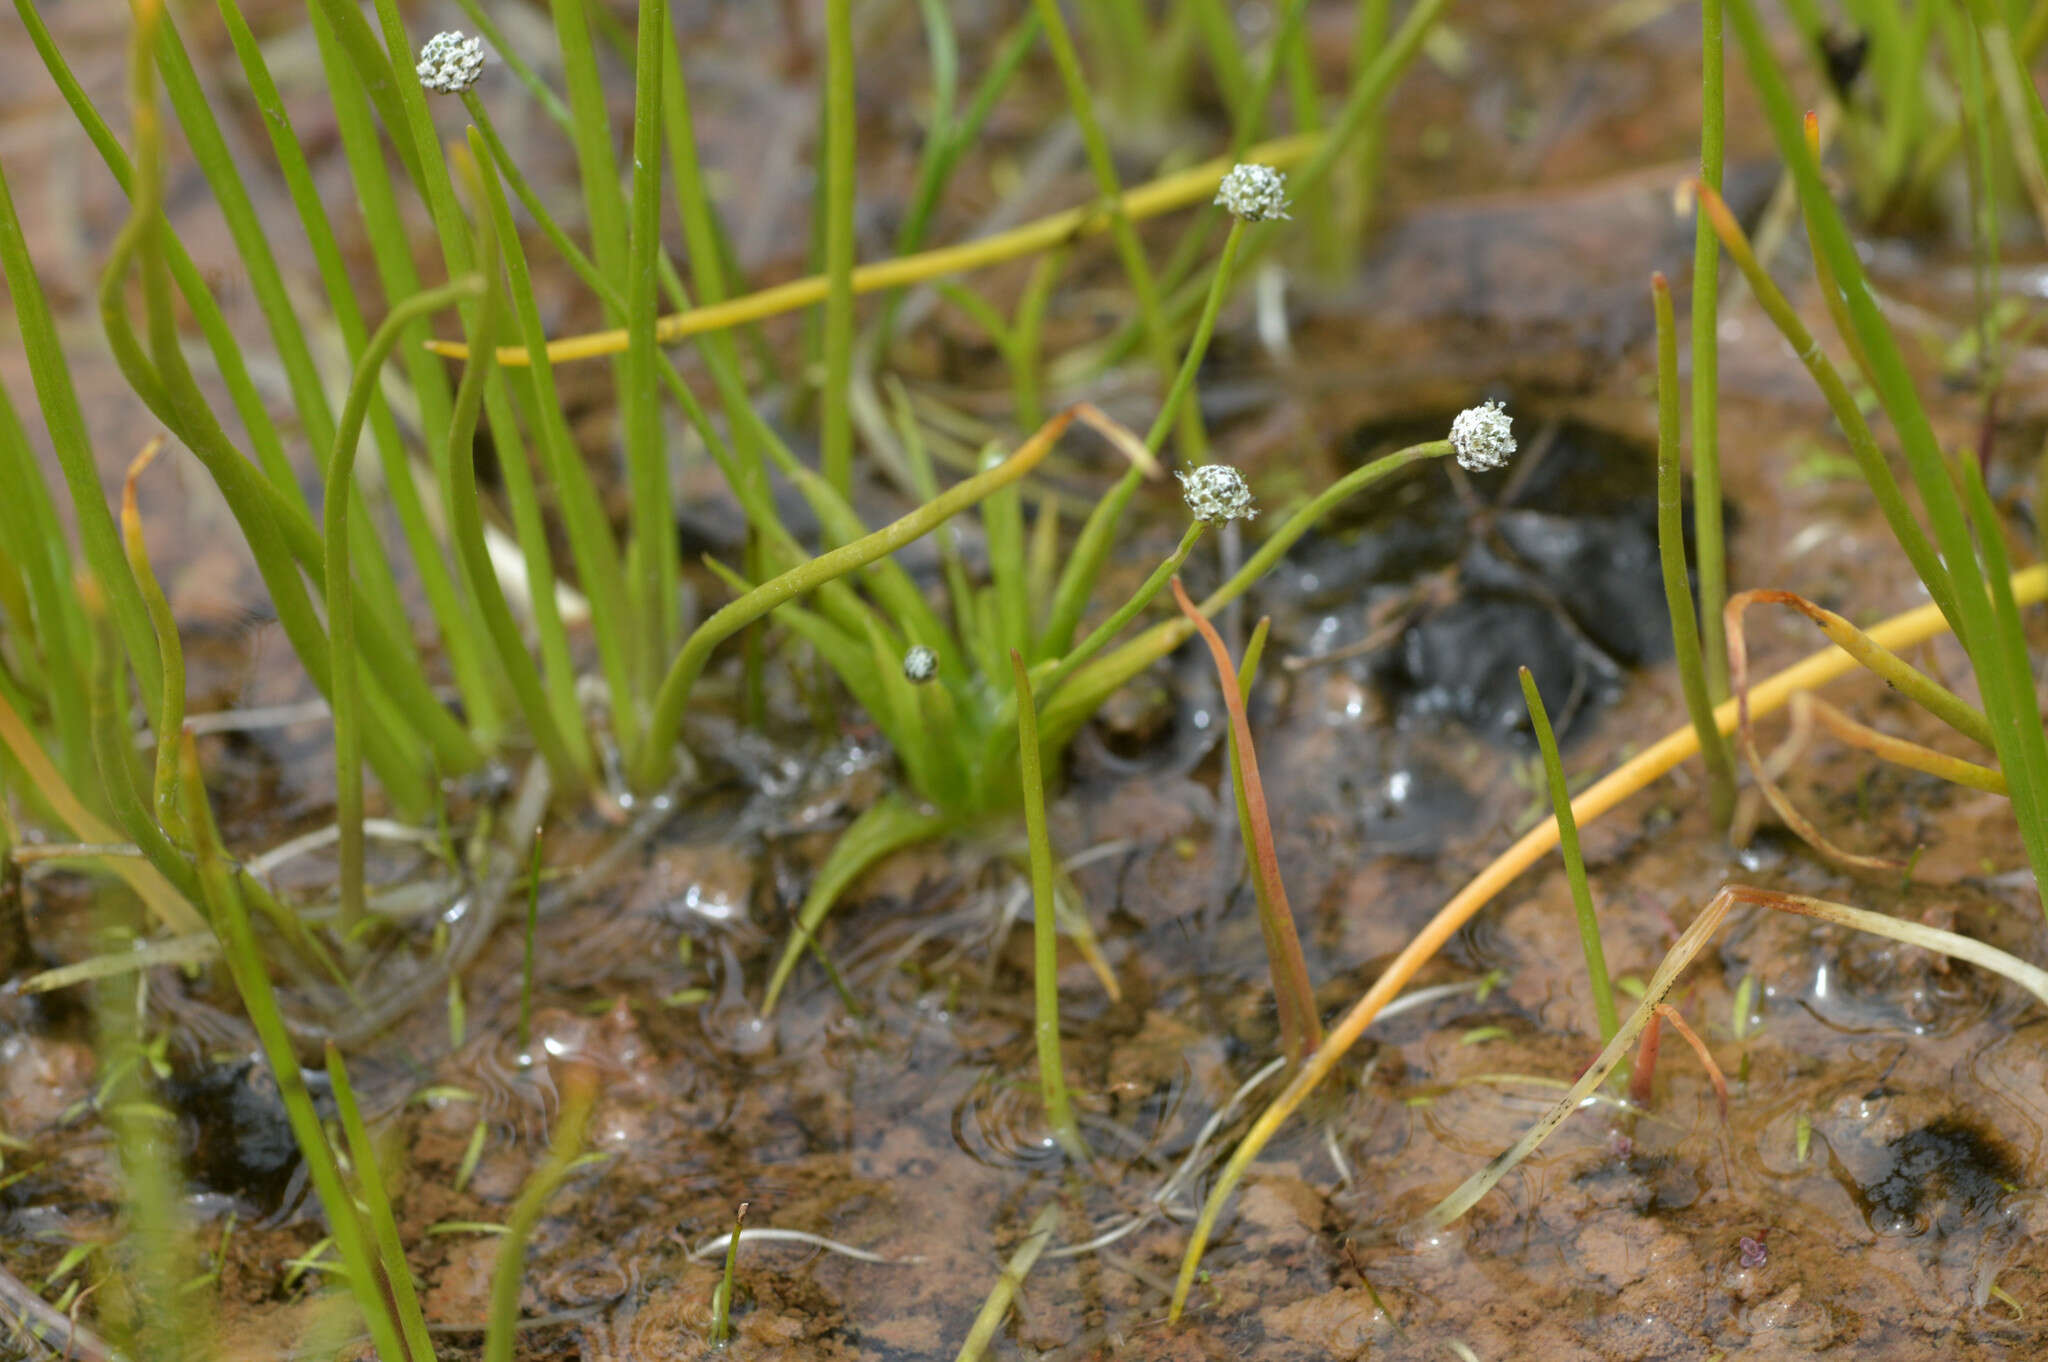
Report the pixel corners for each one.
[1854,1115,2025,1238]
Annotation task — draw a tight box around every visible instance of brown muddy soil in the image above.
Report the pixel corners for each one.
[7,2,2048,1360]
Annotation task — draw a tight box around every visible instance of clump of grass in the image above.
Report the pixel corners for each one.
[0,2,1469,1344]
[1725,0,2048,912]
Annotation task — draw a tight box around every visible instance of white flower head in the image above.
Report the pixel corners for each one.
[417,31,486,95]
[1178,464,1258,524]
[1449,399,1516,473]
[902,645,938,684]
[1215,163,1291,222]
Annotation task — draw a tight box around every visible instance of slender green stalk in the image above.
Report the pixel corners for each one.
[1798,113,1878,391]
[299,0,427,188]
[987,459,1033,663]
[1243,0,1444,266]
[1968,1,2048,244]
[1693,0,1729,700]
[94,904,204,1362]
[90,5,475,797]
[302,0,499,734]
[549,0,630,294]
[823,0,858,493]
[492,331,592,772]
[1190,0,1253,132]
[1041,218,1248,658]
[82,580,216,924]
[450,0,573,128]
[657,17,774,402]
[709,1202,748,1347]
[760,794,951,1014]
[1036,523,1206,702]
[438,183,586,795]
[0,148,158,724]
[483,1066,596,1362]
[0,385,91,795]
[366,0,536,752]
[1029,0,1196,454]
[649,24,783,567]
[215,0,487,699]
[519,828,542,1056]
[633,407,1084,792]
[952,1203,1060,1362]
[325,1045,437,1362]
[1282,9,1340,270]
[1010,248,1067,432]
[1697,187,1952,623]
[118,442,184,832]
[327,278,484,932]
[0,670,197,934]
[92,3,431,806]
[878,11,1041,346]
[1519,668,1621,1055]
[625,0,680,690]
[1652,274,1736,830]
[1734,589,1992,747]
[1344,0,1392,230]
[1011,651,1091,1164]
[1228,0,1314,162]
[154,6,411,650]
[180,737,411,1362]
[1173,580,1321,1065]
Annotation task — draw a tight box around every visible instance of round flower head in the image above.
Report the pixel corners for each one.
[1178,464,1258,524]
[902,645,938,684]
[1449,399,1516,473]
[1215,163,1291,222]
[417,31,486,95]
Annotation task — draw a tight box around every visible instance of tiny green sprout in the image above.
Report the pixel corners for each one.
[1731,973,1758,1042]
[902,644,939,683]
[1178,464,1258,524]
[1215,162,1292,221]
[453,1119,488,1195]
[417,31,486,95]
[1795,1113,1813,1164]
[711,1201,749,1347]
[1449,399,1516,473]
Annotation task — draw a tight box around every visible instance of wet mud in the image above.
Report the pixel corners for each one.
[6,3,2048,1360]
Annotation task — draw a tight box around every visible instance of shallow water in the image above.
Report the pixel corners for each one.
[7,3,2048,1359]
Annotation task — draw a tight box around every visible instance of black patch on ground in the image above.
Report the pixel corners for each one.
[164,1060,306,1211]
[1857,1116,2023,1236]
[1260,415,1711,741]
